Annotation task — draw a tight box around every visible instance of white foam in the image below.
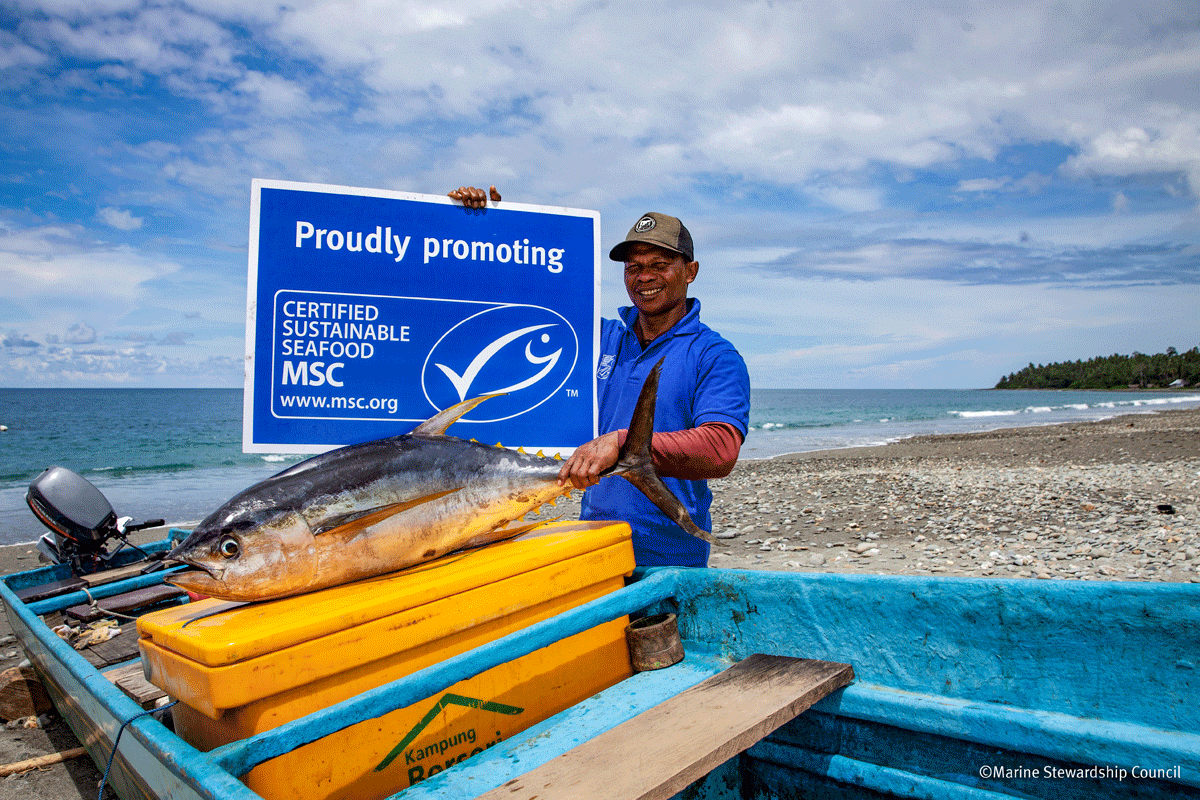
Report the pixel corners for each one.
[951,409,1018,418]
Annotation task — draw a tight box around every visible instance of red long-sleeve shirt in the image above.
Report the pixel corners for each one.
[615,421,743,480]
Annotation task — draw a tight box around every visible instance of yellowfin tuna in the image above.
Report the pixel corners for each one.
[166,360,710,601]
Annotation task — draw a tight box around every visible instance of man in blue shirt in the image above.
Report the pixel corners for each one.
[448,188,750,566]
[554,213,750,567]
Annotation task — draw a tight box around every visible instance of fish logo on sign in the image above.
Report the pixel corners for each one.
[422,304,578,422]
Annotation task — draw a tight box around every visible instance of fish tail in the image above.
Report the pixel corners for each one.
[613,358,716,545]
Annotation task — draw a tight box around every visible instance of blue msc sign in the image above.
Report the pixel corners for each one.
[244,179,600,454]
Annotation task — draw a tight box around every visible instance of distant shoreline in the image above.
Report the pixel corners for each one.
[989,386,1196,393]
[742,403,1197,462]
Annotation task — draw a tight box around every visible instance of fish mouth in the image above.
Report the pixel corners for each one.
[166,554,224,582]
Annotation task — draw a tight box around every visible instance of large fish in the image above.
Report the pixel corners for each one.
[166,361,712,601]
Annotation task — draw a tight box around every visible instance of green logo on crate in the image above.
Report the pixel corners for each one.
[375,693,524,784]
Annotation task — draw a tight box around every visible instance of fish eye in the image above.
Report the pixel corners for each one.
[218,536,241,559]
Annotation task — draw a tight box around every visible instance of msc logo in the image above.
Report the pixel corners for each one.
[422,304,578,422]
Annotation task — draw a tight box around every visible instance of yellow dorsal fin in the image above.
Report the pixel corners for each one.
[411,395,501,437]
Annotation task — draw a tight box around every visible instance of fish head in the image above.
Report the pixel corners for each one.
[166,503,319,601]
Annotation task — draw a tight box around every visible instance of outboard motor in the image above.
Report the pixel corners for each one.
[26,466,164,576]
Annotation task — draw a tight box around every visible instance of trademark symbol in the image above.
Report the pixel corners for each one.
[566,388,579,398]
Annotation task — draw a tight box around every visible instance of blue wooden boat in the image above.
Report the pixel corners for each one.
[1,534,1197,800]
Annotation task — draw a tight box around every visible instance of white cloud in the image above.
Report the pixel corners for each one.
[96,206,143,230]
[1064,120,1200,193]
[957,177,1011,192]
[0,28,48,69]
[64,322,96,343]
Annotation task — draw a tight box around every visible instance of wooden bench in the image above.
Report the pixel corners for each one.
[102,662,167,710]
[478,653,853,800]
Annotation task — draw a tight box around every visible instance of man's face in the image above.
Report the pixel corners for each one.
[622,242,698,319]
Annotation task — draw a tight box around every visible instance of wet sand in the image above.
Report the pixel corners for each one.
[0,407,1196,798]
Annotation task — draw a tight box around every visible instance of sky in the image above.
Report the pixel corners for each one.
[0,0,1197,390]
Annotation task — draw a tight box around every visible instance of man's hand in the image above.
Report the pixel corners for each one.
[447,185,501,209]
[556,430,621,490]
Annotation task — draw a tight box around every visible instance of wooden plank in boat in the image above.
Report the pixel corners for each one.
[80,562,153,587]
[102,662,167,710]
[478,654,854,800]
[64,584,185,622]
[13,577,85,603]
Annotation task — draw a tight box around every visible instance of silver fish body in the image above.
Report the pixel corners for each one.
[166,360,710,601]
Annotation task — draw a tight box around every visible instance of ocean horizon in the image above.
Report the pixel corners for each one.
[2,386,1199,546]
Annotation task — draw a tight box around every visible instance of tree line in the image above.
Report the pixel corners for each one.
[995,346,1200,389]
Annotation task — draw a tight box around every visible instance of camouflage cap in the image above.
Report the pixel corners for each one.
[609,212,694,262]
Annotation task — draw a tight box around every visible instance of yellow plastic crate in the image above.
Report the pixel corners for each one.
[137,520,635,800]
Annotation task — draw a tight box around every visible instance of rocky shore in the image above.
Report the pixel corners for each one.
[709,412,1199,582]
[0,407,1196,798]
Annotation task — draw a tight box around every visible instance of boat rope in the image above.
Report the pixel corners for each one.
[80,587,141,622]
[98,700,179,800]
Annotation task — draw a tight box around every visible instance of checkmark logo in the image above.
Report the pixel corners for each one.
[435,324,559,402]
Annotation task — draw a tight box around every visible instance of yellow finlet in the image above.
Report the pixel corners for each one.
[553,452,562,461]
[536,449,545,457]
[517,446,526,454]
[495,442,503,448]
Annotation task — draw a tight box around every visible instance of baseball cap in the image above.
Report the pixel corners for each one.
[609,212,694,262]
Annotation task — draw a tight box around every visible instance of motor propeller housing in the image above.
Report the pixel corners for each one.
[26,466,162,575]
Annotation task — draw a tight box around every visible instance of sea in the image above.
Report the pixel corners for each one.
[2,387,1199,547]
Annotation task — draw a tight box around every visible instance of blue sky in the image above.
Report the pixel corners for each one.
[0,0,1196,389]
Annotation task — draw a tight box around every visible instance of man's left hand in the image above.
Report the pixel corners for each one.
[448,185,501,208]
[556,431,621,490]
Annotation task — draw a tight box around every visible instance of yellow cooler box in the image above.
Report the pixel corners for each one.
[136,520,636,800]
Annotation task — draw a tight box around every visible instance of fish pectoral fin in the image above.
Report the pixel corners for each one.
[498,517,558,535]
[411,395,504,437]
[311,488,462,536]
[457,519,544,550]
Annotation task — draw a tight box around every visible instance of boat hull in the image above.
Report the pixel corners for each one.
[3,543,1196,800]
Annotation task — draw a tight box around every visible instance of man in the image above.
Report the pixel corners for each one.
[449,187,750,567]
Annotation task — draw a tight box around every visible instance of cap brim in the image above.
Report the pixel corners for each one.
[608,239,687,262]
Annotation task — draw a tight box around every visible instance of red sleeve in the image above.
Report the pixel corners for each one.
[615,422,743,480]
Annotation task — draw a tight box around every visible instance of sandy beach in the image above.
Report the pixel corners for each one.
[0,406,1196,798]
